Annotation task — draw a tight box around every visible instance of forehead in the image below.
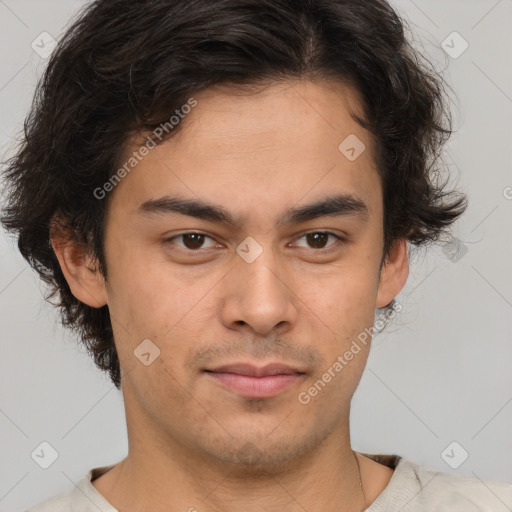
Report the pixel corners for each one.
[167,78,371,157]
[112,79,381,224]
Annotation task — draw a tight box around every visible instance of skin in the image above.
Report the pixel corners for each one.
[52,78,409,512]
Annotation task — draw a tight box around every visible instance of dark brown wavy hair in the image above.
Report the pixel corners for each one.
[1,0,467,389]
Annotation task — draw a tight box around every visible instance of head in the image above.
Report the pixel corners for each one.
[2,0,466,472]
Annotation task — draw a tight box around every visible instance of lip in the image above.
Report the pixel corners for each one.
[207,362,304,377]
[204,362,305,398]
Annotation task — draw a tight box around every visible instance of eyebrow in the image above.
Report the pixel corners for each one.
[137,193,369,227]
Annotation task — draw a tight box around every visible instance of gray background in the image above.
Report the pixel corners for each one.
[1,0,511,510]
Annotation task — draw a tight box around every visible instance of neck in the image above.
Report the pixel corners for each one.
[93,422,367,512]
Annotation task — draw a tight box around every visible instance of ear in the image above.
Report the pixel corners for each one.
[376,238,409,308]
[50,232,108,308]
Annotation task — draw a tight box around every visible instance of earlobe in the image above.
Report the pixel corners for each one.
[50,236,108,308]
[376,239,409,308]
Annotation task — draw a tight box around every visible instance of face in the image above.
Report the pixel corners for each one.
[59,79,408,474]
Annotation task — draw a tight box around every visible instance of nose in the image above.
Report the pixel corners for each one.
[220,244,298,336]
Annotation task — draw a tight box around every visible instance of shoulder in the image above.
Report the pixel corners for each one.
[414,462,512,511]
[25,465,117,512]
[363,454,512,512]
[25,490,74,512]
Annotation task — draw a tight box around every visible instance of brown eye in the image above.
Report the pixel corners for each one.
[181,233,206,250]
[166,232,218,251]
[294,232,343,250]
[305,232,329,249]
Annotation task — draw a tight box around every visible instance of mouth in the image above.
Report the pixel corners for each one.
[203,362,306,399]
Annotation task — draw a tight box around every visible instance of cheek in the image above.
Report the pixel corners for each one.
[104,238,182,327]
[104,246,219,377]
[307,264,379,326]
[299,277,376,407]
[299,263,380,380]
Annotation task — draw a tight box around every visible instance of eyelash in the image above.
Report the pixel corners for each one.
[164,231,346,254]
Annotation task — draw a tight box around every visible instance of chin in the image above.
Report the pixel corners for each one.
[191,426,328,477]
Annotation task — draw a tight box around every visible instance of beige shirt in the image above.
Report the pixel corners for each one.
[26,454,512,511]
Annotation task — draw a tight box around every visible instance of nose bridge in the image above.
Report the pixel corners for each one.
[241,246,281,294]
[222,236,297,334]
[237,236,287,304]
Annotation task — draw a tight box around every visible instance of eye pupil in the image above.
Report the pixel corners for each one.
[306,232,328,249]
[183,233,205,249]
